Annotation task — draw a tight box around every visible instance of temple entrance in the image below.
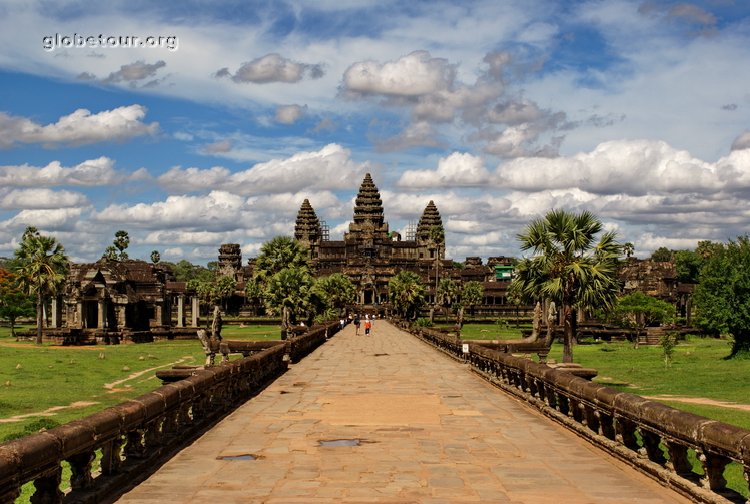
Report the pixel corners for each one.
[84,300,98,328]
[363,289,374,305]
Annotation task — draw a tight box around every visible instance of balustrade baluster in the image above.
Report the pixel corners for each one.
[597,411,615,440]
[698,450,730,492]
[615,418,639,451]
[30,466,63,504]
[640,430,666,464]
[68,450,96,490]
[664,441,693,477]
[124,429,146,460]
[583,405,600,433]
[100,436,124,475]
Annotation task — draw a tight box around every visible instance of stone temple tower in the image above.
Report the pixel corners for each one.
[217,243,242,279]
[416,200,445,260]
[344,173,390,258]
[294,198,322,259]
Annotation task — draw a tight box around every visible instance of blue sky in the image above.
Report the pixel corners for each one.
[1,0,749,265]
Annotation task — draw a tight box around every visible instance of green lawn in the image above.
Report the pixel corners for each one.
[0,324,280,442]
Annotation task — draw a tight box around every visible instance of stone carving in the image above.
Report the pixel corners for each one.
[198,306,228,366]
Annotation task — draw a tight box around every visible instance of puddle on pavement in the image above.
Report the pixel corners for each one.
[217,454,259,461]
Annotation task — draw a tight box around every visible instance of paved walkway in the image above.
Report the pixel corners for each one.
[119,321,690,503]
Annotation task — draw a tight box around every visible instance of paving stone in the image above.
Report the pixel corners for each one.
[119,321,692,503]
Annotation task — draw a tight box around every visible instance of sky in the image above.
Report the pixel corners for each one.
[1,0,749,265]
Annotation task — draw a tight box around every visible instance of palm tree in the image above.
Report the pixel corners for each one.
[254,236,310,285]
[14,227,69,345]
[215,275,237,311]
[436,278,458,322]
[388,271,426,320]
[461,280,484,317]
[264,267,315,329]
[509,210,621,362]
[623,242,634,259]
[314,273,356,316]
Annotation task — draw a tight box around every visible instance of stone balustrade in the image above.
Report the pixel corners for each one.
[0,320,341,503]
[411,325,750,504]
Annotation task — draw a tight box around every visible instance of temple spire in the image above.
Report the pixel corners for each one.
[294,199,321,243]
[352,173,385,227]
[416,200,443,241]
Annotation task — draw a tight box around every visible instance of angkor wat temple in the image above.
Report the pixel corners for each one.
[40,172,690,342]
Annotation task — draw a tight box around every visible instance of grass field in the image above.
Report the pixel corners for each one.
[0,324,281,442]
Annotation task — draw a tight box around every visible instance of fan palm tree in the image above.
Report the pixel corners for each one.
[264,267,315,329]
[254,236,310,285]
[436,278,458,321]
[13,227,69,345]
[314,273,356,316]
[509,210,621,362]
[389,271,426,320]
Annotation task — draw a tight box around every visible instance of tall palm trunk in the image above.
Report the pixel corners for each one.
[36,291,44,345]
[563,303,574,363]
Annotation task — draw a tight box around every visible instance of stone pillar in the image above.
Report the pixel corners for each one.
[117,305,126,330]
[177,295,185,327]
[191,296,199,327]
[50,296,62,328]
[76,302,83,328]
[98,299,106,329]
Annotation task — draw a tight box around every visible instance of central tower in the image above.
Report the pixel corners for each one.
[344,173,390,258]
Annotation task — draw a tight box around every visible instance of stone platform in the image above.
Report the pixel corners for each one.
[119,321,690,503]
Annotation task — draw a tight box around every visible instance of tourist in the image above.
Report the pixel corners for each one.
[364,318,371,336]
[353,314,360,335]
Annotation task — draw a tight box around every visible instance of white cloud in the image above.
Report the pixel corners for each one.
[0,157,140,187]
[397,152,490,188]
[158,143,368,194]
[0,105,158,148]
[6,207,87,230]
[102,60,166,84]
[342,50,455,97]
[0,188,89,209]
[732,131,750,151]
[494,139,747,196]
[225,53,324,84]
[275,104,306,124]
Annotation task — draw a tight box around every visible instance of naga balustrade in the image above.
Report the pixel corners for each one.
[0,320,342,504]
[411,325,750,504]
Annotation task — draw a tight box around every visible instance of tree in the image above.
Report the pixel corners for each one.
[264,267,315,329]
[693,237,750,357]
[215,275,237,311]
[651,246,673,262]
[436,278,458,321]
[150,250,161,264]
[388,271,426,320]
[429,225,445,307]
[461,281,484,316]
[113,230,130,260]
[13,227,69,345]
[623,242,634,259]
[253,236,309,285]
[244,278,265,315]
[674,249,702,283]
[314,273,356,316]
[509,209,621,362]
[610,292,675,347]
[0,269,34,338]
